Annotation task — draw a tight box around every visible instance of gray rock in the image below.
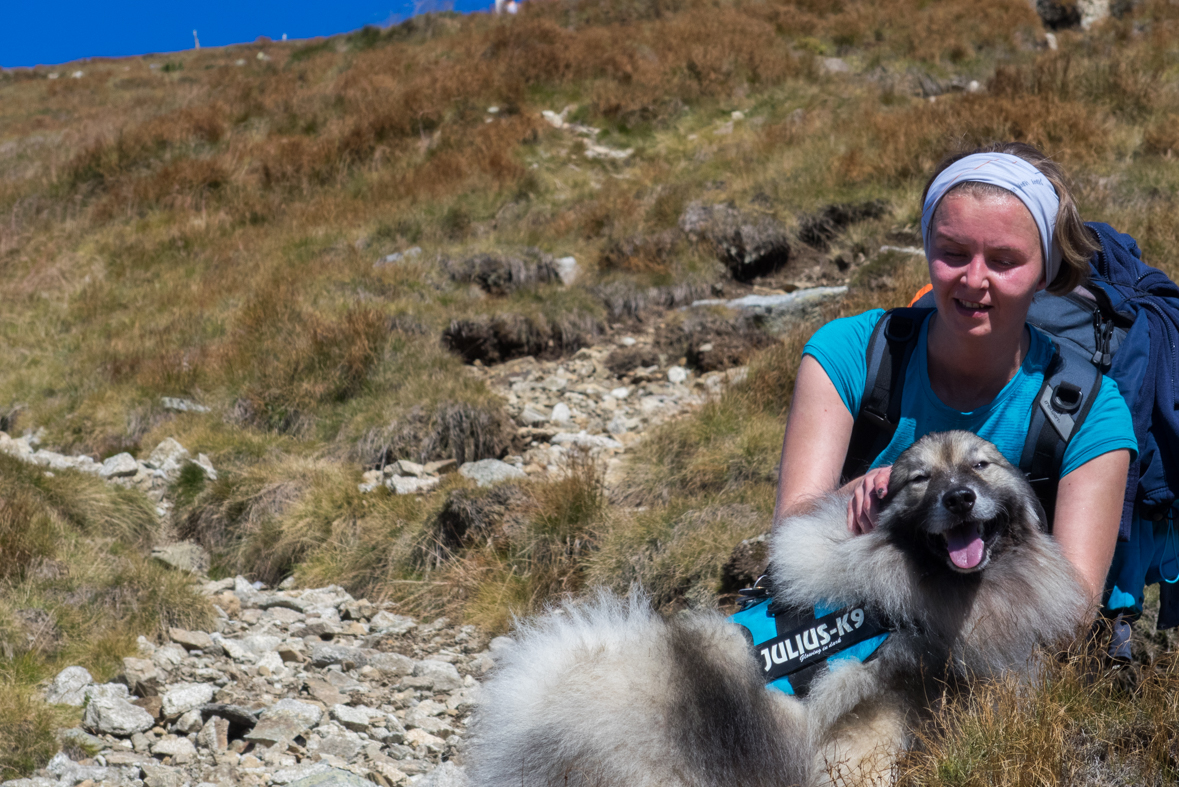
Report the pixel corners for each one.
[151,542,210,575]
[387,475,439,495]
[518,406,548,425]
[161,683,216,718]
[151,736,197,764]
[667,365,688,384]
[199,702,258,730]
[121,657,161,697]
[549,402,571,423]
[394,459,426,478]
[260,698,324,727]
[555,256,579,286]
[160,397,210,413]
[678,202,791,282]
[175,708,205,733]
[57,727,106,757]
[417,763,466,787]
[84,682,130,703]
[822,56,851,73]
[169,627,215,652]
[99,452,139,479]
[551,431,623,450]
[0,778,56,787]
[151,644,188,670]
[407,660,463,692]
[368,651,414,677]
[271,762,333,785]
[47,751,111,785]
[148,438,189,471]
[689,287,848,333]
[192,453,218,480]
[329,704,378,733]
[286,768,374,787]
[83,695,155,736]
[370,611,416,634]
[310,643,367,669]
[141,763,186,787]
[197,716,229,752]
[46,666,92,705]
[240,633,283,654]
[457,459,526,487]
[309,734,363,762]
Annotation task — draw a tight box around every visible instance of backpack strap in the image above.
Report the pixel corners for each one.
[1019,343,1103,532]
[841,307,933,483]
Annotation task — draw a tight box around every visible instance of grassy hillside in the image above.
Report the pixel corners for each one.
[3,0,1179,780]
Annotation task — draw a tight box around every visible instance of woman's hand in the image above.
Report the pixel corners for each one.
[847,466,892,534]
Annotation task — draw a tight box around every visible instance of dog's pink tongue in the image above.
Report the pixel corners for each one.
[946,523,985,569]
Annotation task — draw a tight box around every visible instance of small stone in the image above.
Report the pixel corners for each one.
[549,403,571,423]
[407,660,463,692]
[620,337,636,346]
[152,644,188,670]
[121,658,161,697]
[519,406,548,425]
[46,666,92,705]
[148,438,189,471]
[394,459,426,477]
[57,727,106,757]
[554,256,579,286]
[457,459,526,487]
[151,736,197,764]
[424,458,458,475]
[197,716,229,753]
[286,768,374,787]
[169,627,214,652]
[667,366,688,384]
[329,704,377,733]
[610,387,630,399]
[310,643,367,669]
[175,708,204,734]
[99,453,139,479]
[160,397,210,413]
[142,763,186,787]
[404,728,445,753]
[368,651,414,677]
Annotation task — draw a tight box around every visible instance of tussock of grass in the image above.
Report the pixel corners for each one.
[900,644,1179,786]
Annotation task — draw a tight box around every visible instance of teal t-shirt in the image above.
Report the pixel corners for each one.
[803,309,1137,478]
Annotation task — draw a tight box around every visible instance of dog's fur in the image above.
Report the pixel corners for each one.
[468,432,1089,786]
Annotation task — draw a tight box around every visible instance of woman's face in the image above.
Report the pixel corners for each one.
[927,190,1045,343]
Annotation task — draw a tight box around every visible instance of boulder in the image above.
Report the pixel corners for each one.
[45,666,92,706]
[161,683,216,718]
[169,627,215,652]
[98,453,139,479]
[82,695,155,736]
[151,736,197,764]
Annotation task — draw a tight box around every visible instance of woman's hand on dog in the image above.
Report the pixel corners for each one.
[847,466,891,534]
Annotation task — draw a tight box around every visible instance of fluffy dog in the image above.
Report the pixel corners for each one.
[468,431,1089,786]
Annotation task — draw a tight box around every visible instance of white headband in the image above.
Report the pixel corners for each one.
[921,152,1062,286]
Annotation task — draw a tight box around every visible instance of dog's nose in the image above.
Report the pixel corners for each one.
[943,487,976,515]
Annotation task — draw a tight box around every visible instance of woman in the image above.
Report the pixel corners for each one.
[773,142,1137,607]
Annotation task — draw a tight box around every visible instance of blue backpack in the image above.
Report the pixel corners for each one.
[844,222,1179,627]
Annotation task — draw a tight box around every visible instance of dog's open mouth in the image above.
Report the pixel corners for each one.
[943,522,987,571]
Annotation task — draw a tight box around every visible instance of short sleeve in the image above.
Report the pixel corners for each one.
[1060,375,1138,477]
[801,309,885,417]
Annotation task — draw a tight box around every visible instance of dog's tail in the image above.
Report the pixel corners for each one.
[467,590,810,787]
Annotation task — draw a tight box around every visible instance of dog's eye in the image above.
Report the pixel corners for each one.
[909,473,930,484]
[972,461,990,470]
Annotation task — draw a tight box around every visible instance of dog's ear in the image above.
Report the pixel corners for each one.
[1028,494,1050,534]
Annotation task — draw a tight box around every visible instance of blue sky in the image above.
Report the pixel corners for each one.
[2,0,493,69]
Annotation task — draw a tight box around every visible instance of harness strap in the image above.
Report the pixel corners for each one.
[1020,346,1103,531]
[842,307,932,483]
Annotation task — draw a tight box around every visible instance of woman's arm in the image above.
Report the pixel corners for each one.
[1052,448,1131,607]
[772,355,856,526]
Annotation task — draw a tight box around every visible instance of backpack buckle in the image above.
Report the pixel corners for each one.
[1051,382,1083,414]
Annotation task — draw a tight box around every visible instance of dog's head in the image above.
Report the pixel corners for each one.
[877,431,1046,574]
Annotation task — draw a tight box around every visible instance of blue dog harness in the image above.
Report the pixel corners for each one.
[731,588,891,697]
